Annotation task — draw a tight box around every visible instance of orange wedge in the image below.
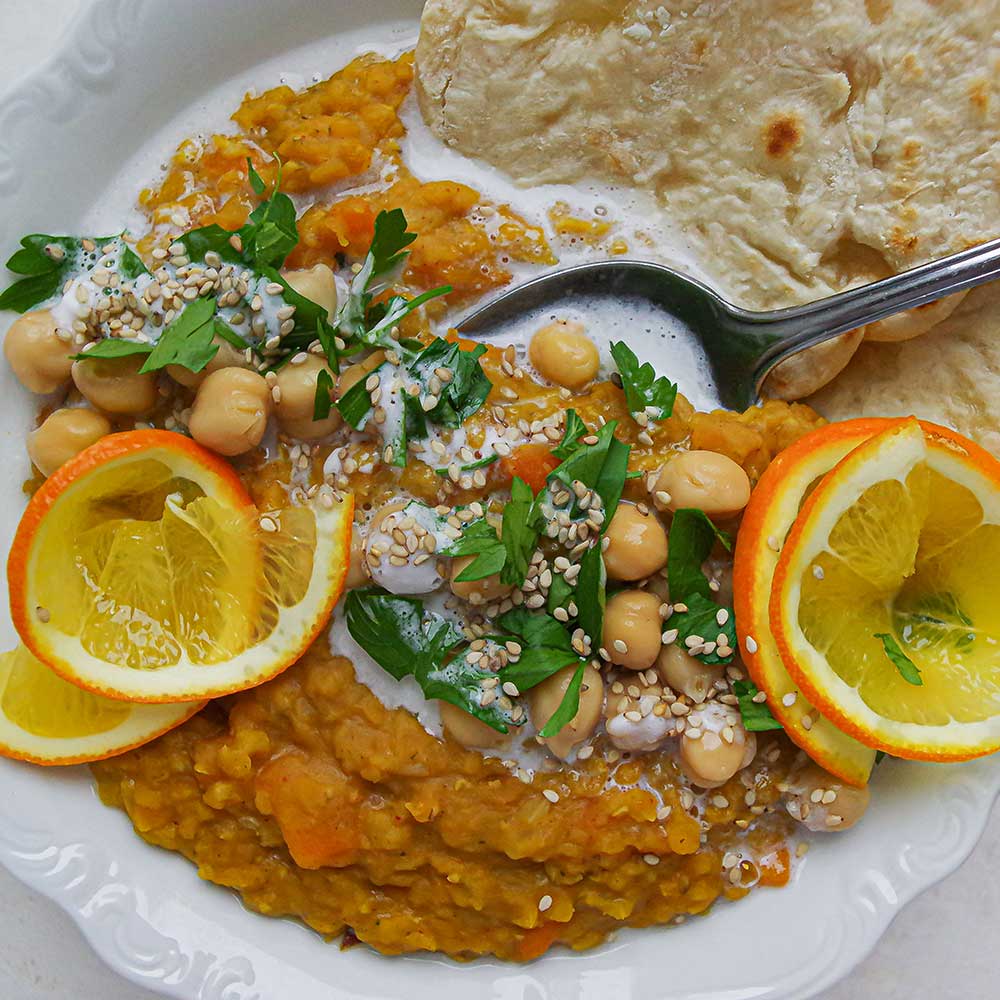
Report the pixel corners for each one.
[770,418,1000,761]
[0,644,202,765]
[734,419,890,786]
[9,430,353,703]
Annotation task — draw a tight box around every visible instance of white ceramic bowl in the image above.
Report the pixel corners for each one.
[0,2,997,998]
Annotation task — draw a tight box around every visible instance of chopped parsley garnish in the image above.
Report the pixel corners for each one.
[68,339,153,362]
[403,338,492,432]
[548,419,630,519]
[496,607,587,736]
[551,409,587,460]
[434,453,499,477]
[499,478,545,586]
[446,518,507,583]
[333,208,450,356]
[313,367,336,421]
[875,632,923,686]
[335,337,493,469]
[444,477,543,587]
[0,234,139,314]
[732,680,784,732]
[70,295,225,373]
[344,588,518,733]
[181,158,298,272]
[610,340,677,421]
[669,593,736,666]
[667,508,732,602]
[137,296,220,374]
[544,419,630,642]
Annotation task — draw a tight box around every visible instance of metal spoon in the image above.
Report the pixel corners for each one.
[454,238,1000,410]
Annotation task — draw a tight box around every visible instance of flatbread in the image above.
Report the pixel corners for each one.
[416,0,1000,440]
[812,284,1000,456]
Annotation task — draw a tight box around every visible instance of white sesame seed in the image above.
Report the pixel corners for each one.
[542,789,559,803]
[782,692,797,707]
[745,636,759,655]
[643,854,660,866]
[538,894,553,912]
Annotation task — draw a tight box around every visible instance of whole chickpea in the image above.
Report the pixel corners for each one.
[71,355,159,415]
[439,700,510,749]
[274,354,341,441]
[529,662,604,760]
[336,350,386,399]
[27,407,111,476]
[656,644,723,704]
[528,320,600,390]
[655,451,751,519]
[786,763,871,832]
[4,310,74,394]
[450,554,512,606]
[603,502,669,581]
[602,590,664,670]
[679,703,756,788]
[188,367,271,456]
[281,263,338,321]
[167,337,250,389]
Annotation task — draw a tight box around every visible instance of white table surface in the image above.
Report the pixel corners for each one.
[1,2,997,998]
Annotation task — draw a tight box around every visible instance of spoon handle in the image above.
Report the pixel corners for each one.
[749,236,1000,386]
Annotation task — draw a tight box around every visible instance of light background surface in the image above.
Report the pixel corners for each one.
[0,1,996,998]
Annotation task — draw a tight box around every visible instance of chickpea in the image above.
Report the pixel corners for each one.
[71,355,159,415]
[27,407,111,476]
[336,350,386,399]
[602,590,663,670]
[655,451,751,519]
[656,644,723,704]
[679,703,756,788]
[188,367,271,456]
[439,700,510,749]
[529,662,604,760]
[603,502,669,581]
[604,674,677,752]
[273,354,341,441]
[450,554,512,605]
[786,763,871,832]
[345,528,370,590]
[4,310,73,394]
[282,263,338,321]
[167,337,250,389]
[528,320,600,390]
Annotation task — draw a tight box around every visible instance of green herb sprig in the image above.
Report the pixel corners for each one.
[610,341,677,422]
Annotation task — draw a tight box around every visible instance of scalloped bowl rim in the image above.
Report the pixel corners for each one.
[0,2,998,999]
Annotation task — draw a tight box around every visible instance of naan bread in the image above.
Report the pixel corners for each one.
[813,284,1000,457]
[416,0,1000,439]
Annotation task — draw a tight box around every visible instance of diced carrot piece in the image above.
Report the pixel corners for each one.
[517,922,560,961]
[757,847,792,887]
[255,754,363,869]
[501,444,561,494]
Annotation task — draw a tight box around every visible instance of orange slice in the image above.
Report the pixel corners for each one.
[734,418,890,786]
[0,644,202,765]
[9,430,353,703]
[770,418,1000,761]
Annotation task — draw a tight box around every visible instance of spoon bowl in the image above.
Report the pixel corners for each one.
[455,240,1000,410]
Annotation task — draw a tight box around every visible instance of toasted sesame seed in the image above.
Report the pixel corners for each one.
[35,606,51,623]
